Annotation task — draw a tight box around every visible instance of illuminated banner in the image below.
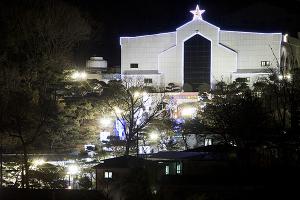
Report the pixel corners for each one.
[114,119,126,140]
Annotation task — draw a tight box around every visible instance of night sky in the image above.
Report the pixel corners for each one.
[67,0,300,67]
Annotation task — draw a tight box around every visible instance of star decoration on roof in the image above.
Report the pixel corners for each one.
[190,5,205,20]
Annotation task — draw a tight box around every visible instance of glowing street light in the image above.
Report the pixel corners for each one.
[149,132,159,141]
[181,107,197,117]
[114,107,123,115]
[71,71,87,80]
[32,158,45,166]
[67,164,80,189]
[278,73,292,81]
[67,165,79,175]
[71,71,80,79]
[100,118,112,127]
[80,71,87,79]
[134,91,140,98]
[286,73,292,81]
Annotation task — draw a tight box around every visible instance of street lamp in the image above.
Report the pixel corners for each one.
[181,106,197,118]
[32,158,46,170]
[32,158,45,166]
[100,118,112,127]
[71,71,87,80]
[286,73,292,81]
[149,132,159,141]
[67,165,80,189]
[278,73,292,81]
[149,131,160,153]
[114,107,123,115]
[133,90,147,98]
[134,91,140,98]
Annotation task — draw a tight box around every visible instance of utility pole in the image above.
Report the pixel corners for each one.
[136,131,139,157]
[0,134,3,189]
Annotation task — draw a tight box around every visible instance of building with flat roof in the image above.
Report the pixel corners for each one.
[120,5,289,91]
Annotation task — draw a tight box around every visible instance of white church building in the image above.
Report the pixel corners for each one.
[120,5,284,90]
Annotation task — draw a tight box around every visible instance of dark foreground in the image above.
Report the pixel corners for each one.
[0,184,298,200]
[0,189,105,200]
[1,166,300,200]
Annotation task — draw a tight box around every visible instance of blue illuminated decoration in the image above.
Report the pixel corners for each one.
[173,118,184,138]
[114,119,126,140]
[175,118,185,124]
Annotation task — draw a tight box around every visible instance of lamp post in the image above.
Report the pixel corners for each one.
[149,132,159,141]
[0,134,2,189]
[100,118,112,128]
[71,71,87,81]
[32,158,45,167]
[67,165,79,189]
[149,131,160,153]
[181,106,197,118]
[136,131,139,157]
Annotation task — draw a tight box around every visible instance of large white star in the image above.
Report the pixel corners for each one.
[190,5,205,20]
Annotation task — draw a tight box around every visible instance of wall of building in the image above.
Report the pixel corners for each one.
[281,35,300,72]
[176,20,219,86]
[220,31,282,70]
[120,17,282,88]
[158,46,179,86]
[120,32,176,73]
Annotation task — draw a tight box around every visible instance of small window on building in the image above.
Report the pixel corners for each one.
[176,162,182,174]
[104,171,112,179]
[144,78,152,84]
[261,61,271,67]
[229,140,237,147]
[205,138,212,146]
[165,165,169,175]
[236,77,250,83]
[130,63,138,68]
[254,91,262,98]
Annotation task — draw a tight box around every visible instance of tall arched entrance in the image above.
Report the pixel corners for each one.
[184,34,211,91]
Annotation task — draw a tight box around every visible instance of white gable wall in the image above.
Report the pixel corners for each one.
[214,45,237,84]
[158,46,179,86]
[120,32,176,73]
[220,31,282,70]
[176,20,219,86]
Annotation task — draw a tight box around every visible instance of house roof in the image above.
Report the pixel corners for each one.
[148,145,237,161]
[185,144,237,153]
[94,155,152,169]
[148,151,229,161]
[148,151,209,160]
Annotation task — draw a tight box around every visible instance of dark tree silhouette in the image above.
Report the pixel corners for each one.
[0,0,91,188]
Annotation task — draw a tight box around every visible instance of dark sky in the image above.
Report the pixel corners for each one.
[67,0,300,67]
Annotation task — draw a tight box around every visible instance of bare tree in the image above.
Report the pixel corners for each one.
[253,44,300,132]
[102,80,165,155]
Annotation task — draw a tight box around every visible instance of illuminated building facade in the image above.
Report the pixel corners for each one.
[120,5,284,90]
